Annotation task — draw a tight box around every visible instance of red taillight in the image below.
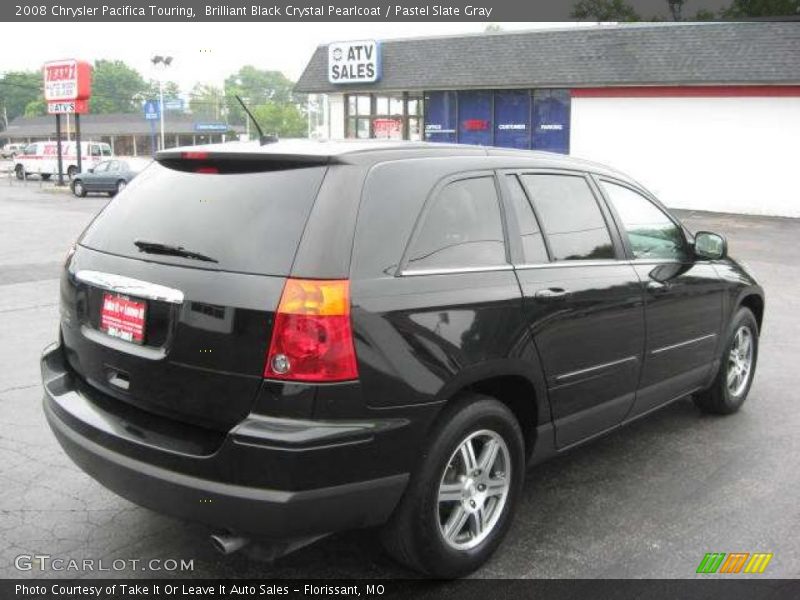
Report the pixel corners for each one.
[265,279,358,382]
[181,151,209,160]
[194,167,218,174]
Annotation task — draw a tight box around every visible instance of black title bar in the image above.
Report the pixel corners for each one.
[5,0,800,22]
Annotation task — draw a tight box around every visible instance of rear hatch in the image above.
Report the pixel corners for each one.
[60,151,328,431]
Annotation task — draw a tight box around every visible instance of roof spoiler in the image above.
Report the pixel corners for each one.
[154,150,333,173]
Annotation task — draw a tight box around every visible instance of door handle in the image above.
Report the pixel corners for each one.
[534,287,571,301]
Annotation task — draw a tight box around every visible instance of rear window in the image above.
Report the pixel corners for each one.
[80,162,327,276]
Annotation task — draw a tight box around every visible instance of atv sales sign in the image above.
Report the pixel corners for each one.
[328,40,381,84]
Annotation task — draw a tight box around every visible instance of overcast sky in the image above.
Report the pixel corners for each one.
[1,22,598,91]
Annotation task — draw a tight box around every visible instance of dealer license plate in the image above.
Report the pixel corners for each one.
[100,293,146,344]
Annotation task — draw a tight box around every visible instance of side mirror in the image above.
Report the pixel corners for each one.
[87,168,94,173]
[694,231,727,260]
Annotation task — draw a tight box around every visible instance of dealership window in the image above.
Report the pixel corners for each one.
[345,93,424,140]
[532,89,571,154]
[424,91,458,143]
[458,91,493,146]
[495,91,530,150]
[407,95,423,141]
[423,89,570,152]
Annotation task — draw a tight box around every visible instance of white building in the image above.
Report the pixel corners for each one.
[295,22,800,217]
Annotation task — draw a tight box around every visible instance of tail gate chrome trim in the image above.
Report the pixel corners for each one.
[75,270,185,305]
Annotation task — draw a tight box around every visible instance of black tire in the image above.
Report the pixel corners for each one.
[694,307,759,415]
[41,174,51,181]
[381,393,525,578]
[67,166,78,180]
[15,164,25,180]
[71,180,87,198]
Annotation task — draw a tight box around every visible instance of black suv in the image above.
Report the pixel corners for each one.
[42,141,764,577]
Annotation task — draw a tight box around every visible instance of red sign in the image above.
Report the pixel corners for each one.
[43,59,92,102]
[100,293,146,344]
[373,118,402,139]
[463,119,490,131]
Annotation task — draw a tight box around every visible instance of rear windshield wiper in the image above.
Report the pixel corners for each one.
[133,239,218,263]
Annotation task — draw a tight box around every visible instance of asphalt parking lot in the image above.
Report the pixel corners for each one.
[0,180,798,580]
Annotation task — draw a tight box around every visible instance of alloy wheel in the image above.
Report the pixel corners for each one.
[437,429,511,551]
[727,325,753,396]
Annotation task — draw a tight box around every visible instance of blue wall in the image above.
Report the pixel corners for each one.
[425,89,571,153]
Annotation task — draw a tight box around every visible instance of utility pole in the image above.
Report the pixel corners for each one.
[151,55,173,150]
[158,78,165,149]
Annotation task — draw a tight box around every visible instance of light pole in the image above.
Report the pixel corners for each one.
[667,0,685,20]
[150,55,173,150]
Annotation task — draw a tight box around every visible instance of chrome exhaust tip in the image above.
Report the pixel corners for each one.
[210,532,250,555]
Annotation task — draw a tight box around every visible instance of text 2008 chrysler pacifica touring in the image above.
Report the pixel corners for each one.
[41,140,764,577]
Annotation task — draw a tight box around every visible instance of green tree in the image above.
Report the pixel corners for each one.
[250,102,306,138]
[571,0,640,20]
[89,59,147,114]
[720,0,800,16]
[189,83,225,120]
[24,98,47,117]
[0,70,42,128]
[224,66,300,126]
[694,8,717,18]
[143,79,181,107]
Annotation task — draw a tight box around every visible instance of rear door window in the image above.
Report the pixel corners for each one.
[521,174,615,261]
[80,162,327,276]
[405,176,506,271]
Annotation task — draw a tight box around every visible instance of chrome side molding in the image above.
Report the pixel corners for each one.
[651,333,717,355]
[75,270,185,305]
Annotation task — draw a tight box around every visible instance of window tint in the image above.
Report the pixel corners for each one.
[24,144,37,156]
[90,145,101,157]
[601,180,687,260]
[107,161,120,172]
[93,161,110,173]
[102,145,112,156]
[407,176,506,271]
[521,174,615,261]
[80,163,327,276]
[505,175,549,264]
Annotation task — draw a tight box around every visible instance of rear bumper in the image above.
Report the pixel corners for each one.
[42,342,409,539]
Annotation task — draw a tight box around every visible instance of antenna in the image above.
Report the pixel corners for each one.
[234,95,278,145]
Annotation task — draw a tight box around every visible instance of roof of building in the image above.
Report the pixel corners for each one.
[295,22,800,93]
[1,113,244,140]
